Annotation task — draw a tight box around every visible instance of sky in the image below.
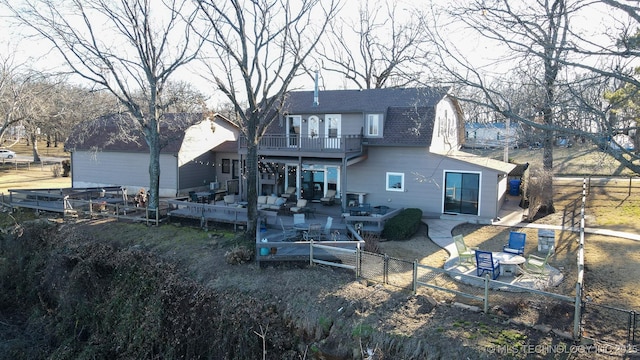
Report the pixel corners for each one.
[0,0,632,109]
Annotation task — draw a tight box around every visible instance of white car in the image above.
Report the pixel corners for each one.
[0,149,16,159]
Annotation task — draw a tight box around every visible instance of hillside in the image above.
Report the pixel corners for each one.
[1,142,638,358]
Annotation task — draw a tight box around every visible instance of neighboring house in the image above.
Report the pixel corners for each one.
[464,122,521,149]
[65,113,240,197]
[607,133,635,151]
[239,87,516,222]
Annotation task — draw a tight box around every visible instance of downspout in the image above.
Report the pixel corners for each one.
[495,174,501,222]
[297,155,302,200]
[175,153,179,197]
[341,156,347,210]
[70,151,74,188]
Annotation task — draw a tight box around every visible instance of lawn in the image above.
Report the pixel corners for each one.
[1,139,69,158]
[467,143,637,176]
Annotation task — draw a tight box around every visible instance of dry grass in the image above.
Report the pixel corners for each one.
[469,143,637,176]
[1,139,68,158]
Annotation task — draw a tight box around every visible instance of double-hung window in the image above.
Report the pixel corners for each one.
[366,114,382,137]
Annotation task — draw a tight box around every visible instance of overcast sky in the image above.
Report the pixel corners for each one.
[0,0,631,108]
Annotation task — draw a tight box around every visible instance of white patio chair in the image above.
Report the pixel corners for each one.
[293,213,305,226]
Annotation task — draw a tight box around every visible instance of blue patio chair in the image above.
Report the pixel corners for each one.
[503,231,526,256]
[475,250,501,280]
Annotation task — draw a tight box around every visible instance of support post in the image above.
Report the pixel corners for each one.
[412,260,418,294]
[484,274,490,313]
[574,282,582,341]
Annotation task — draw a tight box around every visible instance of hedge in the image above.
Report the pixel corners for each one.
[382,208,423,241]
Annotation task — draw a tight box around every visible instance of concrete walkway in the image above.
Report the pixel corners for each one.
[421,195,640,290]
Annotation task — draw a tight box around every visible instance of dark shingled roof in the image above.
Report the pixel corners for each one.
[368,106,435,146]
[283,87,449,114]
[212,140,238,153]
[65,113,206,153]
[283,87,448,147]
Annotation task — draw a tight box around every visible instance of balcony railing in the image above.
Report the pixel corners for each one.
[239,134,363,153]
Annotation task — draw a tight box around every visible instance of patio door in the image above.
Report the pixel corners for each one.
[301,165,324,201]
[324,114,341,149]
[444,171,480,215]
[287,115,301,147]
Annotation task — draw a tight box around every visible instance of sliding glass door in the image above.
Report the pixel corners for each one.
[444,172,480,215]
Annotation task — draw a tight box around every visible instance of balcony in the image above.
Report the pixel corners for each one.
[239,134,363,158]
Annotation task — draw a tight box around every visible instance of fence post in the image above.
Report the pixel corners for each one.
[484,274,490,313]
[574,282,582,341]
[629,310,636,346]
[384,254,389,285]
[355,244,360,278]
[634,310,638,346]
[412,260,418,294]
[629,176,633,197]
[309,239,314,266]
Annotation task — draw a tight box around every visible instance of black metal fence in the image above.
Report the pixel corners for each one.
[583,302,639,349]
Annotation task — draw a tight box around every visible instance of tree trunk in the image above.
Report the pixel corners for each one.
[245,124,259,240]
[30,133,41,163]
[146,125,160,211]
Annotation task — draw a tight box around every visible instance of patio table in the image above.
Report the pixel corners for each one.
[348,205,371,216]
[293,222,310,231]
[194,192,211,203]
[493,252,525,276]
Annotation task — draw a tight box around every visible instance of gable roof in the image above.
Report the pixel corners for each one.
[282,87,451,147]
[65,113,232,153]
[283,87,450,114]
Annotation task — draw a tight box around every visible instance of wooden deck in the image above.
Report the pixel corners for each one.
[255,225,365,264]
[166,199,249,230]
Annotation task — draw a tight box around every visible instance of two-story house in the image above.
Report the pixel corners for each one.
[239,87,515,222]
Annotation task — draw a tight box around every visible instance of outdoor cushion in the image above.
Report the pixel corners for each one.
[290,199,308,213]
[268,197,286,210]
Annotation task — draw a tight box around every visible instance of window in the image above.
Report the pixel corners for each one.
[386,172,404,192]
[444,172,480,215]
[222,159,230,173]
[366,114,381,137]
[232,159,239,179]
[287,115,301,147]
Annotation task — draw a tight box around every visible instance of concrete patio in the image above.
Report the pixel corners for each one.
[423,195,565,291]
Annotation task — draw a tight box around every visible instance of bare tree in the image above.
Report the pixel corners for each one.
[423,0,638,216]
[195,0,339,238]
[0,65,56,161]
[161,80,209,114]
[0,55,35,145]
[3,0,204,209]
[315,0,430,89]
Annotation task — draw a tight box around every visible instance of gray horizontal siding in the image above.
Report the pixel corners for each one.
[71,151,178,197]
[345,147,504,219]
